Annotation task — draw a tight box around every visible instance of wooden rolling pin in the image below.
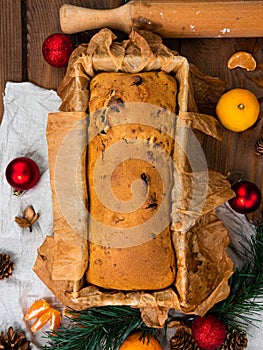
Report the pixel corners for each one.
[60,1,263,38]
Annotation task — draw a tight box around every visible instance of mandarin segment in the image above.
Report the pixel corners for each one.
[227,51,256,71]
[24,299,50,321]
[31,310,52,332]
[49,309,62,331]
[25,299,62,332]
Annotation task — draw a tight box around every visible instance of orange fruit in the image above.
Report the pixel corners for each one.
[216,88,260,132]
[227,51,256,71]
[119,331,162,350]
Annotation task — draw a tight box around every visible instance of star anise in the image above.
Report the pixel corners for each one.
[15,205,40,232]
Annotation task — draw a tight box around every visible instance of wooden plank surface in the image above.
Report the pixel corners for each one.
[181,38,263,221]
[26,0,124,90]
[0,0,23,122]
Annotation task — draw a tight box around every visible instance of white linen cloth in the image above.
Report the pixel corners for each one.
[0,82,262,349]
[0,82,61,349]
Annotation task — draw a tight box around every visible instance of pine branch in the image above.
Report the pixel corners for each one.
[42,306,165,350]
[211,223,263,330]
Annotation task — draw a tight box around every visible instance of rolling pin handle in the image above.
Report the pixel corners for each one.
[60,4,130,34]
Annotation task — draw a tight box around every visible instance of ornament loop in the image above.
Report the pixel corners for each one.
[226,171,243,185]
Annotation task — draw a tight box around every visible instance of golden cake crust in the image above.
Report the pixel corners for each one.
[89,71,177,113]
[86,71,177,290]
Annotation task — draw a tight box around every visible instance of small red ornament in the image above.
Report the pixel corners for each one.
[5,157,40,191]
[42,33,74,68]
[192,315,226,350]
[228,180,262,214]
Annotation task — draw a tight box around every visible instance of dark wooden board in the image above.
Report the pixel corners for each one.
[0,0,23,122]
[181,38,263,220]
[26,0,124,90]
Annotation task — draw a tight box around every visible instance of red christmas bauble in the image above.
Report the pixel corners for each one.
[192,315,226,350]
[228,180,262,214]
[5,157,40,191]
[42,33,74,68]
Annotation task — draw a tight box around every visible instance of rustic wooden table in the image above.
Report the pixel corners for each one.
[1,0,263,220]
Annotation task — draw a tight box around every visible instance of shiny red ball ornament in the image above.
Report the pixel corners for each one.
[192,315,226,350]
[228,180,262,214]
[42,33,74,68]
[5,157,40,191]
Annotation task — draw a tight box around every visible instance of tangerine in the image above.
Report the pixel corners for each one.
[216,88,260,132]
[119,331,162,350]
[227,51,256,71]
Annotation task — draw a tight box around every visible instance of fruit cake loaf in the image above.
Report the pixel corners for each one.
[86,71,177,290]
